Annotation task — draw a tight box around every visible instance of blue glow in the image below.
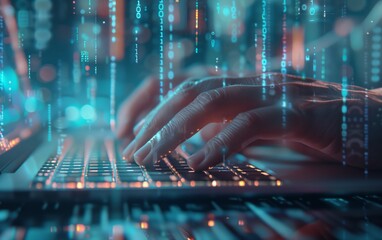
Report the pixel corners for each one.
[65,106,81,121]
[3,67,19,92]
[80,104,96,121]
[25,97,38,113]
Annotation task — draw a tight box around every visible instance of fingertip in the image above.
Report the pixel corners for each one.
[122,141,135,161]
[187,151,205,170]
[121,153,134,162]
[133,143,151,165]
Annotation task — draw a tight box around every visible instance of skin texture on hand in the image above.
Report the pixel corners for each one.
[116,66,225,148]
[117,73,382,171]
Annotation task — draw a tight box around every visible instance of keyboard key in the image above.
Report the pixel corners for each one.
[149,175,178,182]
[180,172,211,181]
[119,175,146,182]
[53,176,81,183]
[86,176,113,182]
[209,172,240,181]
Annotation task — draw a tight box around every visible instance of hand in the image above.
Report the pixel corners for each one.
[120,73,382,170]
[116,66,224,147]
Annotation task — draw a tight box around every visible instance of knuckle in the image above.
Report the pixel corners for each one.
[236,112,257,126]
[195,92,211,104]
[208,134,227,150]
[159,125,172,140]
[195,90,220,106]
[162,119,182,138]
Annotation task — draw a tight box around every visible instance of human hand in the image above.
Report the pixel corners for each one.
[120,73,382,170]
[116,66,224,146]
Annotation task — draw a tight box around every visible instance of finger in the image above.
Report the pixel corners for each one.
[123,75,268,161]
[133,118,146,136]
[118,135,135,158]
[122,80,198,160]
[134,72,293,141]
[132,85,279,166]
[116,76,158,139]
[188,106,302,170]
[200,123,226,142]
[117,74,202,141]
[118,108,151,161]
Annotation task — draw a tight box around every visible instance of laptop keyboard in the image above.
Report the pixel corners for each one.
[32,139,279,189]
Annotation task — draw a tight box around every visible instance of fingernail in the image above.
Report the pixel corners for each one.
[134,142,151,165]
[187,151,205,170]
[122,139,136,160]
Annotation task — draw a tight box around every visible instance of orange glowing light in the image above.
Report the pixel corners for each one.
[254,181,259,187]
[140,222,149,229]
[66,183,76,189]
[239,181,245,187]
[276,180,282,186]
[76,182,84,189]
[190,181,196,187]
[142,182,149,188]
[130,182,142,188]
[76,224,86,233]
[195,10,199,29]
[96,182,111,188]
[211,180,217,187]
[207,220,215,227]
[155,181,162,187]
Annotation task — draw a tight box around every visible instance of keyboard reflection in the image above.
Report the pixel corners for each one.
[1,195,382,239]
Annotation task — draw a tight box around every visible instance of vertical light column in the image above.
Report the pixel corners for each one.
[341,48,348,166]
[158,0,164,101]
[134,0,141,63]
[281,0,287,129]
[109,0,116,130]
[261,0,267,100]
[341,0,348,167]
[195,0,199,53]
[109,0,124,130]
[0,16,4,143]
[168,0,174,91]
[321,0,326,81]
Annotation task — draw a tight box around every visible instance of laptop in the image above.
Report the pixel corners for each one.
[1,1,382,202]
[2,124,382,201]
